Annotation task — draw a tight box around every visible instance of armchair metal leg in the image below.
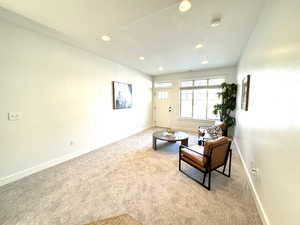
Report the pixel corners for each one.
[202,173,207,184]
[222,160,227,173]
[180,169,211,190]
[208,171,211,190]
[228,149,232,177]
[179,160,211,190]
[179,157,182,171]
[179,148,182,171]
[215,149,232,177]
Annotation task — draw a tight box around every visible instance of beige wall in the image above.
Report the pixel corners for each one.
[153,66,237,132]
[235,0,300,225]
[0,18,152,185]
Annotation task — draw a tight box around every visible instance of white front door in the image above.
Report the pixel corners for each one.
[154,89,172,128]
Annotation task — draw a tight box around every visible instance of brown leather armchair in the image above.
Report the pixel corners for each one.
[179,137,232,190]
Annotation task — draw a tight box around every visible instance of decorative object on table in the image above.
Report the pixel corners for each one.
[241,75,250,111]
[84,214,143,225]
[152,131,189,150]
[206,125,223,139]
[112,81,133,109]
[179,137,232,190]
[198,122,228,145]
[166,128,175,135]
[213,82,237,127]
[198,128,206,137]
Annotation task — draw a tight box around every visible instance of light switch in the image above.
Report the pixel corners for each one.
[8,112,23,121]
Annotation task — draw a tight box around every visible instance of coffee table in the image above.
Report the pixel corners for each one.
[152,130,189,150]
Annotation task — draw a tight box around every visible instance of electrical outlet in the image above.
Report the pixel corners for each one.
[251,168,259,176]
[8,112,23,121]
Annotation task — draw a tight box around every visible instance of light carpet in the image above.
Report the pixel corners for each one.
[0,128,262,225]
[84,214,142,225]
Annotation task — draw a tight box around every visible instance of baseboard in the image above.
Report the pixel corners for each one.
[233,139,271,225]
[0,126,152,187]
[172,126,198,133]
[0,147,92,187]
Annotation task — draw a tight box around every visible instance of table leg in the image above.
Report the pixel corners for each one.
[153,136,157,150]
[181,138,188,147]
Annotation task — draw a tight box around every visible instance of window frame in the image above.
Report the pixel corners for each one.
[179,78,225,121]
[154,81,173,88]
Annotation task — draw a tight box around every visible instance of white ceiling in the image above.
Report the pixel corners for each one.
[0,0,265,75]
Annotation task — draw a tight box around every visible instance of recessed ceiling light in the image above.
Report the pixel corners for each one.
[139,56,145,60]
[195,43,204,49]
[101,35,111,41]
[179,0,192,12]
[202,60,208,64]
[211,17,222,27]
[158,66,164,71]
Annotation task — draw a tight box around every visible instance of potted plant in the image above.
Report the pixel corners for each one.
[213,83,237,129]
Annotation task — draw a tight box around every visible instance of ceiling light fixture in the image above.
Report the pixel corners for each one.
[202,60,208,64]
[179,0,192,12]
[195,43,203,49]
[211,17,222,27]
[139,56,145,60]
[101,35,111,41]
[158,66,164,71]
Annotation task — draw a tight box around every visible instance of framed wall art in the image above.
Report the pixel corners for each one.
[112,81,133,109]
[241,75,250,111]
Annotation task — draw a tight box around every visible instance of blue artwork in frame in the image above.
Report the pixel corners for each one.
[112,81,133,109]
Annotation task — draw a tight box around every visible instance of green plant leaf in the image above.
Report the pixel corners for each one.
[212,83,237,127]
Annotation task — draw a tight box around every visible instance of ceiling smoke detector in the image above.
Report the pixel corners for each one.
[211,17,222,27]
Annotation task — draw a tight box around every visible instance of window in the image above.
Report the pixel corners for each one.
[208,78,225,86]
[180,78,225,120]
[180,90,193,117]
[154,82,172,88]
[194,80,207,86]
[158,91,168,99]
[180,80,193,87]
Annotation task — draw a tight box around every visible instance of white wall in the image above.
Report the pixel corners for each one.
[0,18,152,185]
[235,0,300,225]
[153,66,237,132]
